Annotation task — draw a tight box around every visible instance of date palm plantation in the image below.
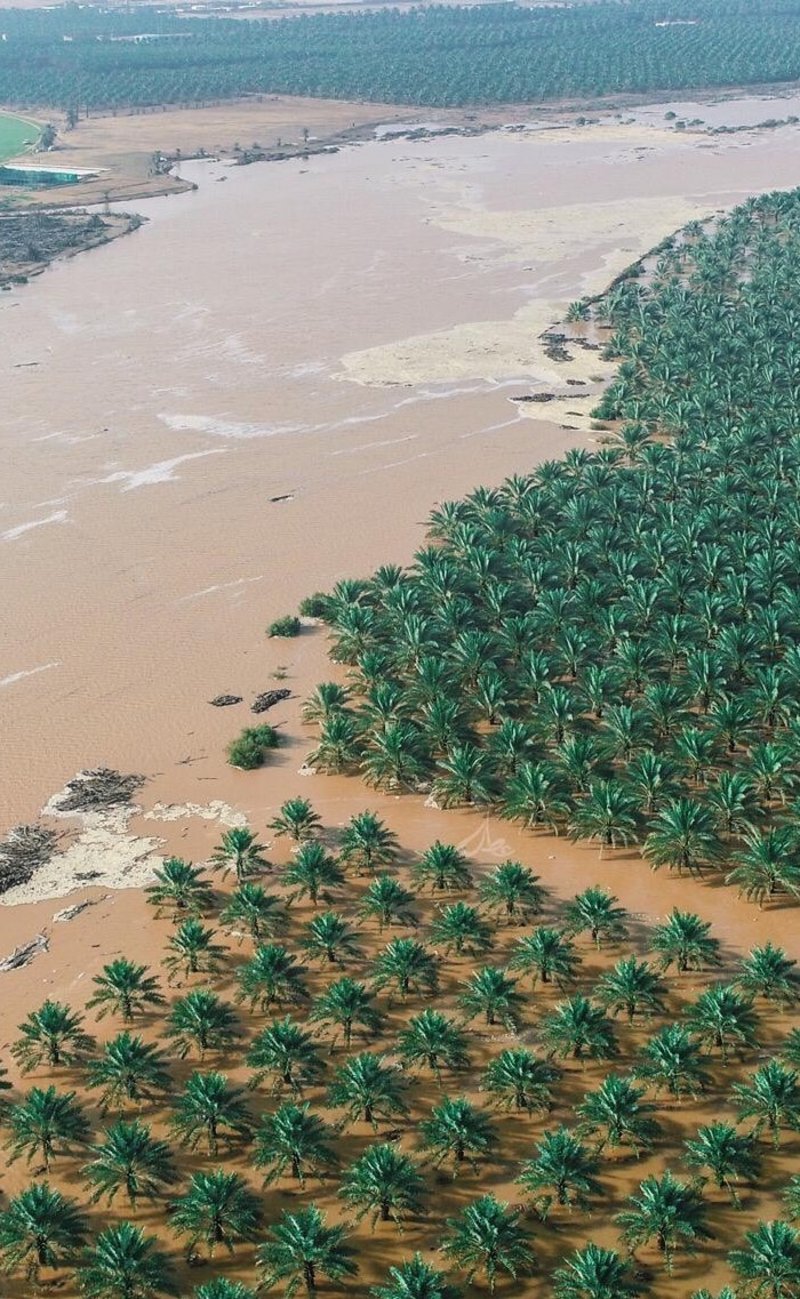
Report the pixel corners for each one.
[13,188,800,1298]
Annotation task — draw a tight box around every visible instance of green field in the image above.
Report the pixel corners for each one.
[0,112,39,163]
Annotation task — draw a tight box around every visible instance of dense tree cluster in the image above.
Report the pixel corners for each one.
[3,0,800,111]
[4,809,800,1296]
[304,187,800,912]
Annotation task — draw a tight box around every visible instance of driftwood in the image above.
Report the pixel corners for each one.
[0,933,48,971]
[58,768,144,812]
[0,823,57,894]
[209,694,243,707]
[252,689,291,714]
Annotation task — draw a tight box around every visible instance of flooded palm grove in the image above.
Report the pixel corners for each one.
[3,91,800,1299]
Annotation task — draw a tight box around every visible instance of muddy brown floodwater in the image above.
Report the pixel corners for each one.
[2,100,800,1299]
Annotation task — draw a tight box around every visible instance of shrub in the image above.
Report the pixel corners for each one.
[268,616,301,638]
[227,725,281,770]
[299,593,331,619]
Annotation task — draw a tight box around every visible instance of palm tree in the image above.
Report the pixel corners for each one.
[85,1032,172,1110]
[539,995,618,1063]
[517,1127,602,1218]
[247,1017,326,1094]
[369,1253,462,1299]
[339,1143,426,1228]
[441,1194,535,1293]
[164,920,226,982]
[684,1122,761,1204]
[429,902,493,957]
[419,1096,495,1175]
[616,1171,713,1273]
[482,1047,559,1114]
[632,1025,712,1100]
[577,1075,660,1154]
[563,887,629,948]
[359,874,417,931]
[220,883,285,945]
[705,771,759,839]
[644,798,722,875]
[236,944,308,1011]
[5,1085,90,1170]
[257,1205,358,1295]
[552,1243,643,1299]
[568,780,638,855]
[596,956,668,1023]
[0,1182,89,1284]
[170,1169,262,1259]
[509,927,581,988]
[736,943,800,1005]
[411,842,472,893]
[726,827,800,907]
[327,1053,408,1130]
[12,999,95,1072]
[170,1071,254,1156]
[372,937,439,1000]
[212,826,269,883]
[728,1220,800,1298]
[733,1061,800,1147]
[77,1222,178,1299]
[145,857,214,919]
[194,1282,256,1299]
[86,959,165,1022]
[302,911,362,965]
[685,985,759,1062]
[282,842,344,906]
[308,710,361,774]
[268,798,321,842]
[310,977,384,1051]
[83,1120,179,1207]
[339,811,399,874]
[478,859,546,924]
[397,1009,470,1080]
[253,1102,338,1187]
[502,760,570,832]
[457,965,524,1029]
[302,681,349,724]
[650,910,721,973]
[165,989,240,1060]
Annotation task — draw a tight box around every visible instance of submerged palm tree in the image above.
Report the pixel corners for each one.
[577,1075,660,1154]
[596,956,668,1023]
[257,1205,358,1296]
[358,874,418,931]
[86,958,165,1022]
[441,1194,535,1293]
[5,1085,90,1170]
[633,1025,712,1100]
[430,902,493,957]
[165,989,240,1061]
[616,1171,713,1273]
[684,1122,761,1205]
[563,888,628,948]
[517,1127,602,1219]
[77,1222,178,1299]
[728,1220,800,1299]
[212,827,269,883]
[478,860,546,924]
[685,985,759,1062]
[539,996,618,1063]
[171,1072,254,1157]
[339,810,399,874]
[268,797,322,842]
[482,1047,559,1114]
[253,1102,338,1188]
[12,999,95,1072]
[735,942,800,1005]
[327,1053,408,1130]
[650,910,721,973]
[339,1143,426,1229]
[552,1243,643,1299]
[309,977,384,1052]
[83,1120,179,1208]
[371,938,439,1000]
[509,927,581,988]
[220,883,285,945]
[282,842,344,906]
[733,1061,800,1147]
[411,842,472,893]
[236,944,308,1011]
[369,1253,462,1299]
[397,1009,470,1080]
[247,1017,326,1095]
[164,920,226,982]
[0,1182,89,1284]
[170,1169,262,1259]
[86,1031,172,1110]
[145,857,214,920]
[458,965,524,1029]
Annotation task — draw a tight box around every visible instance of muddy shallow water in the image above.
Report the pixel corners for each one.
[3,98,800,1299]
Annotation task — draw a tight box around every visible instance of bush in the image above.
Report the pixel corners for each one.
[268,616,301,638]
[227,725,281,770]
[299,592,331,619]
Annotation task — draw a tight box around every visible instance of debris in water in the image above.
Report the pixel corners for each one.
[252,689,291,714]
[56,768,145,813]
[209,694,243,707]
[0,823,57,894]
[0,933,48,971]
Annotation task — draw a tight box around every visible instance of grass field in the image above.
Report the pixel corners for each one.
[0,112,40,162]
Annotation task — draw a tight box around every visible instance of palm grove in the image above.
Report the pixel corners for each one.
[5,0,800,112]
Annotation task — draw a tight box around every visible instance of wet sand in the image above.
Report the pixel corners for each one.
[2,100,800,1297]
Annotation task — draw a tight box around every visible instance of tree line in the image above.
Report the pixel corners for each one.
[2,0,800,112]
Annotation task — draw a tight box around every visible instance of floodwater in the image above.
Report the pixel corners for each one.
[2,99,800,1299]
